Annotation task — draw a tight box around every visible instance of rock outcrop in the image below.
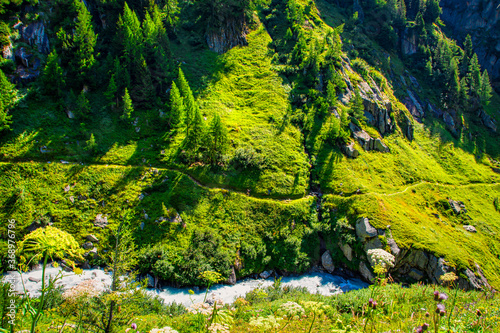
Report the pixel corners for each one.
[440,0,500,91]
[206,20,248,54]
[478,109,497,132]
[19,21,50,54]
[349,123,390,153]
[321,250,335,273]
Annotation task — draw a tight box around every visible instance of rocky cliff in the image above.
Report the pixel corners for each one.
[440,0,500,91]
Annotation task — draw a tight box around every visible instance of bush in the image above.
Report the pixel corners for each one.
[232,146,269,170]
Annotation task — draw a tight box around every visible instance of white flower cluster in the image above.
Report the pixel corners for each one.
[62,279,101,302]
[150,327,179,333]
[186,301,223,316]
[207,323,230,333]
[367,249,395,268]
[279,301,305,318]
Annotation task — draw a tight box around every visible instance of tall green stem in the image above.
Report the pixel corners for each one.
[447,286,460,330]
[30,253,48,333]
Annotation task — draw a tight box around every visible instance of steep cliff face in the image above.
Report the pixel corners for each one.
[440,0,500,91]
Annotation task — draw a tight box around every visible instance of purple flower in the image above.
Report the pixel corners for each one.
[433,290,439,301]
[425,311,430,317]
[422,323,430,330]
[438,292,448,301]
[416,326,423,333]
[131,323,137,330]
[436,303,445,315]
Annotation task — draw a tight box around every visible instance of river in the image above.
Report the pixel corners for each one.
[3,266,368,306]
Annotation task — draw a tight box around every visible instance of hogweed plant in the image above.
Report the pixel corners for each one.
[17,226,84,333]
[363,249,395,333]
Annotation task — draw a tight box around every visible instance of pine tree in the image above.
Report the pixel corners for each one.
[424,0,441,23]
[177,67,196,129]
[135,55,154,104]
[468,53,481,96]
[76,91,91,118]
[183,108,205,160]
[177,67,191,99]
[104,74,118,108]
[479,70,493,106]
[206,114,229,164]
[42,50,65,97]
[121,88,134,121]
[0,68,14,132]
[326,81,338,109]
[163,0,179,29]
[86,133,97,154]
[350,88,365,122]
[461,34,473,75]
[73,0,97,80]
[119,2,143,63]
[169,81,184,128]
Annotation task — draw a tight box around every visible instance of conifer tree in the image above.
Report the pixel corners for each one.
[42,50,65,97]
[177,67,196,129]
[424,0,441,23]
[479,70,493,106]
[0,69,14,133]
[104,74,118,108]
[206,114,229,164]
[121,88,134,121]
[77,91,91,118]
[467,53,482,96]
[119,2,143,63]
[350,88,365,122]
[461,34,473,75]
[326,81,338,109]
[73,0,97,80]
[183,108,205,160]
[135,55,154,104]
[169,81,184,128]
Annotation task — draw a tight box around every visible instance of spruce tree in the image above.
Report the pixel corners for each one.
[479,70,493,106]
[0,69,14,132]
[423,0,441,23]
[73,0,97,80]
[206,114,229,164]
[42,50,65,97]
[169,81,184,128]
[77,91,91,118]
[326,81,338,109]
[467,53,481,96]
[135,55,154,104]
[177,67,196,129]
[104,74,118,108]
[183,108,205,160]
[121,88,134,121]
[119,2,143,63]
[350,88,366,122]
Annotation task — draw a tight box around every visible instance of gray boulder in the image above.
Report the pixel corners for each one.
[408,268,424,281]
[343,142,359,158]
[374,138,390,153]
[82,242,93,250]
[338,242,353,262]
[86,234,99,243]
[94,214,108,228]
[321,250,335,273]
[463,225,477,233]
[259,270,273,279]
[227,267,237,285]
[359,261,374,282]
[356,218,378,240]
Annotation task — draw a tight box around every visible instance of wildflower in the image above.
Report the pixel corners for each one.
[279,301,305,319]
[433,290,439,301]
[150,327,178,333]
[423,323,429,330]
[368,298,377,309]
[367,249,395,269]
[425,311,430,317]
[207,323,230,333]
[476,309,482,317]
[436,303,446,316]
[439,272,458,285]
[62,279,101,303]
[438,292,448,301]
[416,326,423,333]
[131,323,137,330]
